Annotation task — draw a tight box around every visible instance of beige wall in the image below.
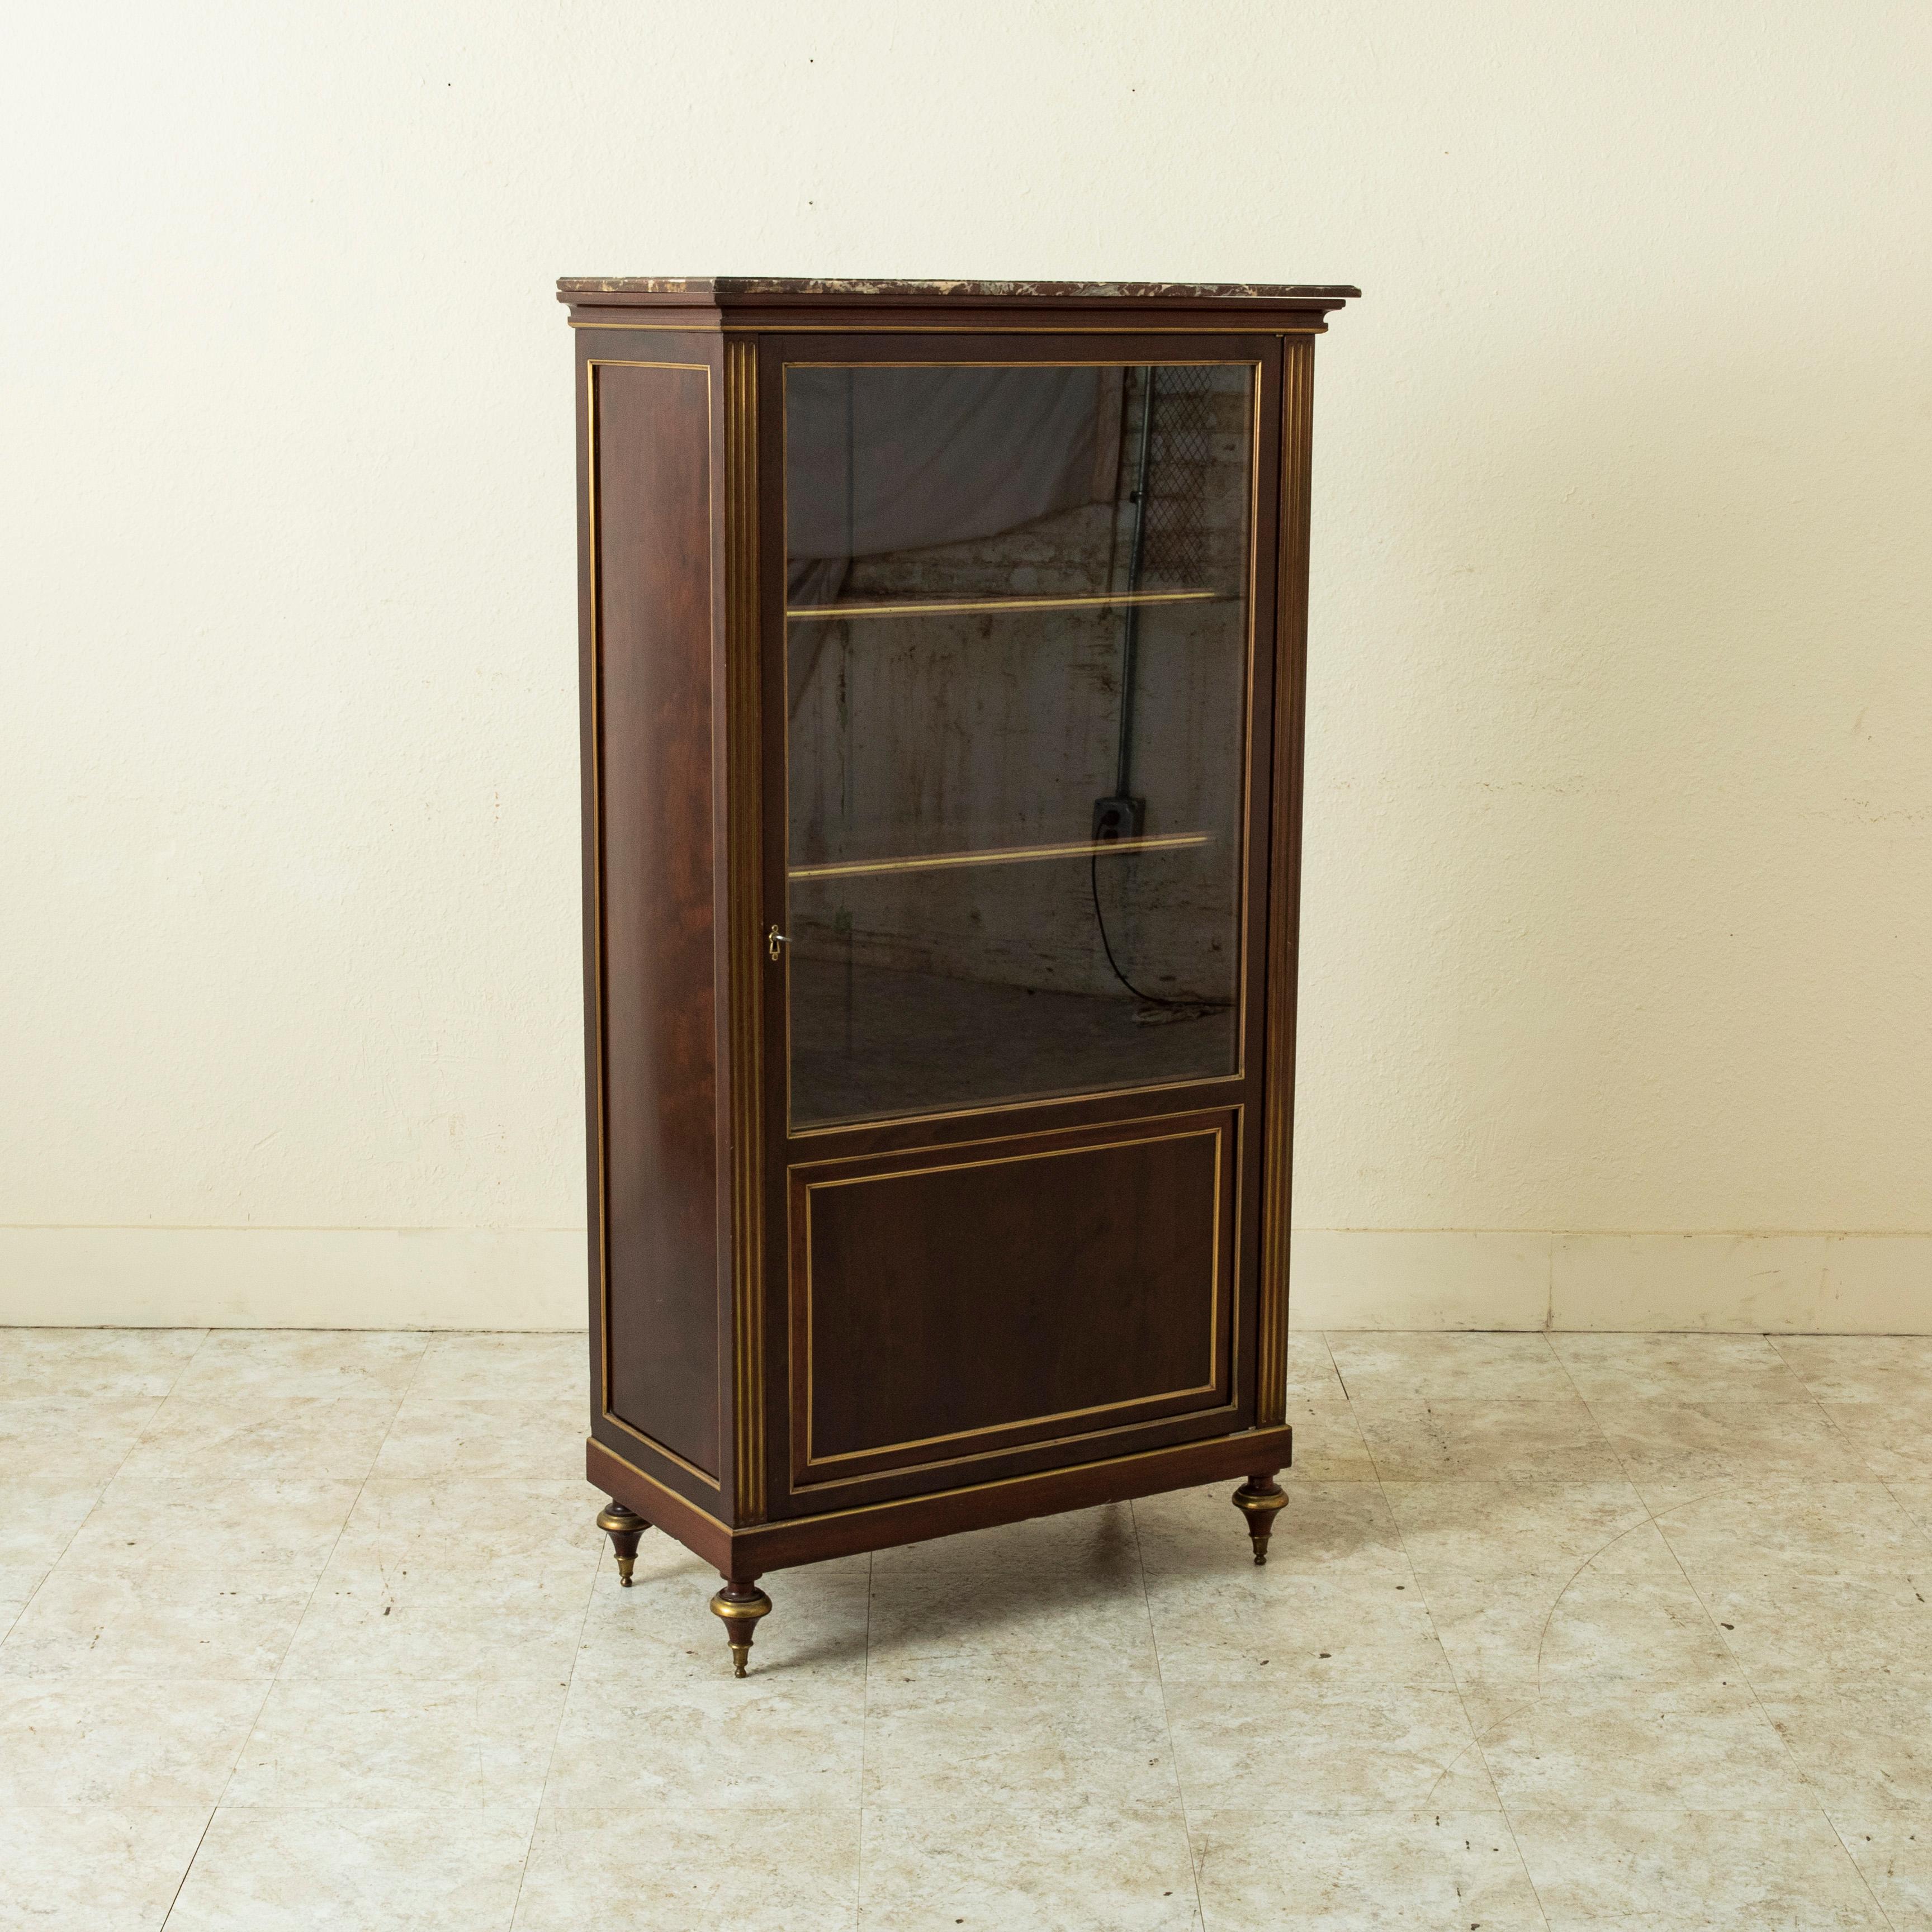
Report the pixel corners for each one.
[3,2,1928,1330]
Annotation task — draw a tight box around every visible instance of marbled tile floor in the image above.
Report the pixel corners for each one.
[4,1330,1932,1929]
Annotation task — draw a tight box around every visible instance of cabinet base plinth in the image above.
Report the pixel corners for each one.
[587,1423,1295,1580]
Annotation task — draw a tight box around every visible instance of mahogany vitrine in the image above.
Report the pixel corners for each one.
[562,277,1355,1673]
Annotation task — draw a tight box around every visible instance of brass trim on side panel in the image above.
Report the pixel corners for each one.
[1256,337,1315,1424]
[586,359,726,1490]
[597,1418,724,1490]
[1234,359,1265,1089]
[584,358,611,1447]
[724,338,768,1522]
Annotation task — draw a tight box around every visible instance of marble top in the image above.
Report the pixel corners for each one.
[557,276,1358,302]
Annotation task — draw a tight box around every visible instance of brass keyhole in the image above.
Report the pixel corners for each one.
[766,925,788,963]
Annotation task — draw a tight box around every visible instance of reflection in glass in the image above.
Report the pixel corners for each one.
[784,362,1255,1128]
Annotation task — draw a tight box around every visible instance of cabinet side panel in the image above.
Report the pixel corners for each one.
[593,360,721,1477]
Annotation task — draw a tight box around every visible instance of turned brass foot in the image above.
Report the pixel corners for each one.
[1232,1474,1287,1565]
[596,1502,650,1585]
[709,1577,773,1677]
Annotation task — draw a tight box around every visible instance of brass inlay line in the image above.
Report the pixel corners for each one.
[787,1099,1237,1177]
[789,831,1210,883]
[791,1399,1247,1493]
[1255,335,1317,1427]
[585,361,609,1433]
[1233,361,1263,1088]
[786,590,1225,622]
[601,1408,723,1489]
[585,359,721,1481]
[787,1071,1242,1142]
[724,337,768,1522]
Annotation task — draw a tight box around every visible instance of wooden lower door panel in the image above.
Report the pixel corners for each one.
[784,1109,1240,1504]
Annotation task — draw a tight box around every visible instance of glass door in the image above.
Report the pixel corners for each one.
[781,355,1261,1131]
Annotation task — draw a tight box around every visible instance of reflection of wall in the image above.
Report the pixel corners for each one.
[786,373,1252,1002]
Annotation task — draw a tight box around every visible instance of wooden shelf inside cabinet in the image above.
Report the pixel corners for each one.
[564,274,1354,1677]
[789,832,1214,882]
[785,589,1233,622]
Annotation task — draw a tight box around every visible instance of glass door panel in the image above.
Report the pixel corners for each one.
[784,360,1257,1129]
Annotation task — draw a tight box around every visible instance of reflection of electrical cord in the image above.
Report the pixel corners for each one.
[1088,846,1233,1012]
[1088,368,1232,1019]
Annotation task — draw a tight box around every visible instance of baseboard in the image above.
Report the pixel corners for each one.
[2,1225,1926,1334]
[0,1227,586,1329]
[1289,1229,1932,1332]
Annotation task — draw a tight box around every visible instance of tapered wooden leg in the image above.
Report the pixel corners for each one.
[1232,1474,1287,1565]
[709,1577,773,1677]
[596,1502,650,1585]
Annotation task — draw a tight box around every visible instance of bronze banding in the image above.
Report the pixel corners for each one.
[784,1071,1244,1143]
[724,337,768,1521]
[1254,338,1314,1425]
[599,1407,723,1490]
[585,359,722,1480]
